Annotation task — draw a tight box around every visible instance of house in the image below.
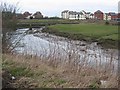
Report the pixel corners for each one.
[33,11,43,19]
[61,10,88,20]
[85,12,91,19]
[61,10,69,19]
[61,10,94,20]
[78,10,86,19]
[89,13,94,19]
[103,13,111,20]
[85,12,94,19]
[108,12,118,20]
[23,11,32,19]
[78,11,86,20]
[61,10,78,20]
[69,11,78,20]
[104,12,118,21]
[94,10,104,20]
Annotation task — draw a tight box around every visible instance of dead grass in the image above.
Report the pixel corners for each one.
[2,53,118,88]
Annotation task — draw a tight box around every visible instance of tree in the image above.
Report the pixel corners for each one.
[1,2,20,53]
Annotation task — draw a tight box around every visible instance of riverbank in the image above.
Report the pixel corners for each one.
[42,24,118,49]
[17,19,80,28]
[2,54,118,88]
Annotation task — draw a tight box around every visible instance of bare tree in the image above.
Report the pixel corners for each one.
[1,2,20,53]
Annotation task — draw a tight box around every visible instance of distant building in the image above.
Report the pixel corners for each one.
[23,11,32,19]
[103,12,118,21]
[85,12,94,19]
[61,10,94,20]
[33,11,43,19]
[17,11,43,19]
[61,10,69,19]
[94,10,104,20]
[103,13,111,21]
[69,11,78,20]
[118,13,120,18]
[108,12,118,20]
[78,11,86,20]
[89,13,94,19]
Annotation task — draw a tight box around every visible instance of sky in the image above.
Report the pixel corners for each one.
[1,0,119,17]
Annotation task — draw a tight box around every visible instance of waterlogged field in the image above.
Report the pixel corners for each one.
[49,24,118,40]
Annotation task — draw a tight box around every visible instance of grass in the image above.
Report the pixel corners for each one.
[18,19,80,24]
[2,57,34,77]
[101,34,118,40]
[48,24,118,39]
[17,19,80,28]
[44,23,118,49]
[2,54,118,88]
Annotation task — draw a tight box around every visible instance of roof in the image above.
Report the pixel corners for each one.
[81,10,86,14]
[69,11,78,15]
[86,12,91,14]
[94,10,103,14]
[33,11,42,15]
[23,11,31,15]
[109,12,117,16]
[62,10,69,13]
[90,13,94,16]
[78,12,84,15]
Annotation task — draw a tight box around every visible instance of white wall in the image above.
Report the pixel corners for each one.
[103,14,111,20]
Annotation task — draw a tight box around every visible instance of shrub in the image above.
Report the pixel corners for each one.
[105,21,109,25]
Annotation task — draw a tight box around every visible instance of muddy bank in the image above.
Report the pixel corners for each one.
[42,27,118,49]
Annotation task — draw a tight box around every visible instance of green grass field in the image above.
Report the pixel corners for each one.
[48,24,118,40]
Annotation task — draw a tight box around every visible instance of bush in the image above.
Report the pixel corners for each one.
[105,21,109,25]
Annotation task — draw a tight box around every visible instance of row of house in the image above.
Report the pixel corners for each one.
[16,11,43,19]
[61,10,94,20]
[61,10,118,20]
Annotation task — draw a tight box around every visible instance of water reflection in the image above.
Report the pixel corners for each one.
[10,28,118,71]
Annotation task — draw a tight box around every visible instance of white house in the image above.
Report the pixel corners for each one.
[103,13,111,21]
[61,10,69,19]
[81,10,94,19]
[78,12,86,20]
[69,11,78,20]
[61,10,94,20]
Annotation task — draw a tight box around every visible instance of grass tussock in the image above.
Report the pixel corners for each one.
[2,54,118,88]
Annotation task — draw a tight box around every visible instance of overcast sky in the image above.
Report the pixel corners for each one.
[1,0,119,17]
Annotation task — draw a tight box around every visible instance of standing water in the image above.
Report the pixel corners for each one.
[10,27,118,72]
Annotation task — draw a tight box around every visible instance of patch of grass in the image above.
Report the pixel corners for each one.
[88,83,100,89]
[49,24,118,39]
[3,60,34,77]
[54,79,66,85]
[2,54,118,88]
[46,23,118,48]
[11,67,33,77]
[2,58,15,69]
[18,19,79,24]
[101,34,118,40]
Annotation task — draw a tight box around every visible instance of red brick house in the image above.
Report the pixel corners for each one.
[94,10,104,20]
[108,12,118,20]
